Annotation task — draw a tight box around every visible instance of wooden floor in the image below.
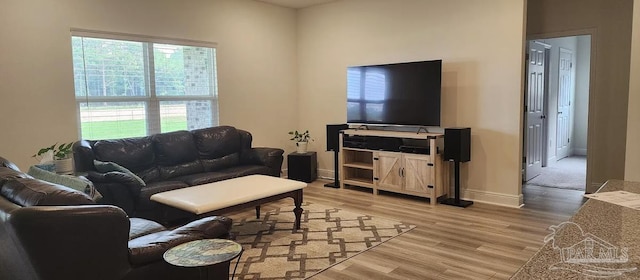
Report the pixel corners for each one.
[273,180,586,280]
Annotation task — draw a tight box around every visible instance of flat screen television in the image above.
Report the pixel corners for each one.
[346,59,442,127]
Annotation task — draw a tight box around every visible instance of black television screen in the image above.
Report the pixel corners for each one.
[346,60,442,126]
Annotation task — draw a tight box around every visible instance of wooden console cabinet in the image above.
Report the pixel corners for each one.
[339,129,448,205]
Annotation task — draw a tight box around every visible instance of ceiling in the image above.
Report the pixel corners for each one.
[255,0,339,9]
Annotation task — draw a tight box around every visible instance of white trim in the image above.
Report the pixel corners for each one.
[462,188,523,208]
[573,148,587,156]
[70,28,217,48]
[318,168,334,180]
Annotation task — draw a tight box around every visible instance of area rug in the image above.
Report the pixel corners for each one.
[227,202,415,279]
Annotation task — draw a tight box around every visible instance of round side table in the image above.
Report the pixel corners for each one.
[163,239,243,280]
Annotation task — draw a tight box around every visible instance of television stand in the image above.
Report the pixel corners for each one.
[354,125,369,130]
[416,127,429,134]
[339,129,449,205]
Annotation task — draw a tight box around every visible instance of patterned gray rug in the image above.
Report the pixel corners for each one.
[227,202,415,279]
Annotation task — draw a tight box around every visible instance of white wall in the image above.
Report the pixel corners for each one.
[298,0,527,206]
[0,0,299,170]
[574,35,591,156]
[625,0,640,181]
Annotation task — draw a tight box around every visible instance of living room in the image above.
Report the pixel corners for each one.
[1,0,640,279]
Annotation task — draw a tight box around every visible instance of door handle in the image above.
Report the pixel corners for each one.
[558,112,563,114]
[540,115,546,119]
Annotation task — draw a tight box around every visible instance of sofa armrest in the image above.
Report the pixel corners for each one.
[7,205,132,280]
[240,147,284,177]
[127,216,232,265]
[72,140,96,173]
[87,171,143,215]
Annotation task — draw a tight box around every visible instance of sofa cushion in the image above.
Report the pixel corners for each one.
[136,166,161,183]
[157,161,203,180]
[127,216,232,265]
[152,131,203,179]
[152,131,199,166]
[93,137,155,173]
[172,172,236,186]
[192,126,242,159]
[1,178,94,206]
[129,218,166,240]
[201,153,240,172]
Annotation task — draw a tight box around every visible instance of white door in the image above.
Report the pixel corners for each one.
[525,42,547,181]
[556,48,573,160]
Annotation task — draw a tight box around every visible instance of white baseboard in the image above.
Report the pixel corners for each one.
[461,188,523,208]
[573,148,587,156]
[318,168,334,180]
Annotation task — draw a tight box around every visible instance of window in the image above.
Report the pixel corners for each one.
[71,31,218,140]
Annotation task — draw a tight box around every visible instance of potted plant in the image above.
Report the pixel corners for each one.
[288,130,312,153]
[33,142,75,174]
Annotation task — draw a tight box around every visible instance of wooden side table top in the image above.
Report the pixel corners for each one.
[163,239,243,267]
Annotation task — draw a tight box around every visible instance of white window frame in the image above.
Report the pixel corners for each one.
[71,29,219,138]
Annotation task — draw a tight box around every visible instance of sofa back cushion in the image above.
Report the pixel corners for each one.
[152,131,203,179]
[93,137,156,174]
[192,126,242,159]
[1,178,94,207]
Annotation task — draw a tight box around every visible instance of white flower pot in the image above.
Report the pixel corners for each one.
[296,142,308,153]
[55,158,74,175]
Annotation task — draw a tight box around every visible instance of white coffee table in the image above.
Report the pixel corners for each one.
[150,175,307,229]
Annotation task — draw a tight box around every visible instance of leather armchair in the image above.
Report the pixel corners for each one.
[0,156,233,280]
[6,206,231,280]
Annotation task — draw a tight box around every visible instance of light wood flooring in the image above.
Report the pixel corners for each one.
[233,180,586,280]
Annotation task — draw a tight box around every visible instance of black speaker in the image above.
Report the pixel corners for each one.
[326,124,348,151]
[444,128,471,162]
[288,152,317,183]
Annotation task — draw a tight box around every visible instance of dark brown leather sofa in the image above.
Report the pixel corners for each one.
[73,125,284,222]
[0,156,232,280]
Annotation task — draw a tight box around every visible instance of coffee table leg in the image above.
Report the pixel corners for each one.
[293,189,303,230]
[255,205,260,219]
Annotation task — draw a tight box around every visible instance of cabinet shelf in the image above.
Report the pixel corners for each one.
[343,178,375,188]
[343,162,373,170]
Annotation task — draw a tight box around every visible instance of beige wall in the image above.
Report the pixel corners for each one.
[625,0,640,181]
[527,0,633,192]
[0,0,298,170]
[298,0,527,206]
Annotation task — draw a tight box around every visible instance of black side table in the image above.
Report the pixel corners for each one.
[288,152,317,183]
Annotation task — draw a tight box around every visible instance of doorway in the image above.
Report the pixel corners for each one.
[523,35,591,191]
